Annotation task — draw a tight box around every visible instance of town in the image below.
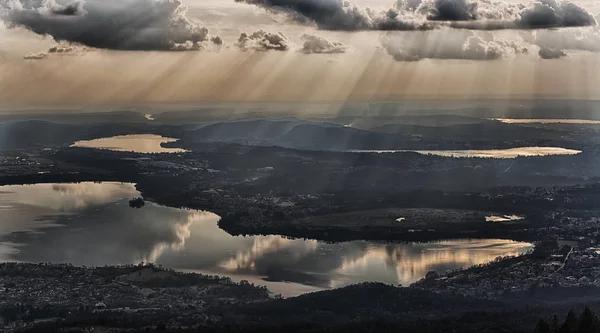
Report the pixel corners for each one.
[0,263,269,332]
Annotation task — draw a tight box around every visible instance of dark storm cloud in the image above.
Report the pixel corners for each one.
[0,0,221,51]
[234,0,433,31]
[236,29,290,51]
[516,0,596,28]
[235,0,596,31]
[382,30,528,61]
[300,34,347,54]
[419,0,595,28]
[421,0,477,21]
[538,46,567,58]
[419,0,596,29]
[50,1,84,15]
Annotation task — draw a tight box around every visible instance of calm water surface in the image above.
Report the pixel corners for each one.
[351,147,581,158]
[0,182,533,296]
[72,135,581,159]
[72,134,187,154]
[494,118,600,124]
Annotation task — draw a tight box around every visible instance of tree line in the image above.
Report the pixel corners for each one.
[535,307,600,333]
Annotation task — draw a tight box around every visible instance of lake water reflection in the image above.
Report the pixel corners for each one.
[0,182,533,296]
[351,147,581,158]
[494,118,600,124]
[72,135,581,159]
[71,134,187,153]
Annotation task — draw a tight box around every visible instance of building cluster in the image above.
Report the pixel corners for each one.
[416,243,600,299]
[0,263,269,331]
[0,151,56,177]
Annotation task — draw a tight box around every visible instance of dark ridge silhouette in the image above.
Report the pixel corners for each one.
[330,114,490,129]
[371,121,559,141]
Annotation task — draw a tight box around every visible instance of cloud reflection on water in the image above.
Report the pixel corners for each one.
[0,182,532,296]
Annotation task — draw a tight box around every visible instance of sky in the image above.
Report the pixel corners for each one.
[1,0,600,109]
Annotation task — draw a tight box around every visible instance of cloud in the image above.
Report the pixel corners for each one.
[531,27,600,52]
[538,46,567,58]
[424,0,595,28]
[0,0,222,51]
[50,1,85,15]
[210,35,223,46]
[416,0,523,27]
[234,0,433,31]
[236,29,290,51]
[23,51,48,60]
[300,34,347,54]
[21,42,91,60]
[417,0,478,21]
[48,42,92,53]
[516,0,596,28]
[382,29,528,61]
[235,0,595,31]
[237,32,347,54]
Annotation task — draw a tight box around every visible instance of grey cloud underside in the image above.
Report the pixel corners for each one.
[234,31,347,53]
[48,43,90,53]
[21,42,91,61]
[538,46,567,58]
[382,30,528,61]
[50,1,84,15]
[447,0,597,29]
[1,0,220,51]
[531,27,600,52]
[421,0,478,21]
[234,0,434,30]
[235,0,596,31]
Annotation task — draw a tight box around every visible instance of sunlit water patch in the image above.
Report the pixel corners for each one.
[0,182,532,296]
[71,134,187,153]
[486,215,525,222]
[350,147,581,158]
[494,118,600,124]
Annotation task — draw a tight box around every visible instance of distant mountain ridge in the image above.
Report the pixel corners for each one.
[0,120,166,149]
[178,118,417,150]
[186,118,341,142]
[0,115,569,151]
[178,116,562,151]
[329,115,489,130]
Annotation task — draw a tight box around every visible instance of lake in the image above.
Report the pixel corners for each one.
[71,134,187,154]
[351,147,581,158]
[0,182,533,296]
[494,118,600,124]
[71,135,581,159]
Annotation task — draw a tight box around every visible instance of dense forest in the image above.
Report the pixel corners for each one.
[534,308,600,333]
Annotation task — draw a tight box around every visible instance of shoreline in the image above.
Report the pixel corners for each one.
[0,172,551,245]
